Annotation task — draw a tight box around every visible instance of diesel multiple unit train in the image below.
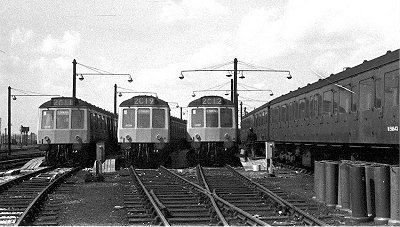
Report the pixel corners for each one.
[38,97,118,166]
[118,95,187,168]
[241,49,399,168]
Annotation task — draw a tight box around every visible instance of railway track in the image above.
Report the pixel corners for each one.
[0,167,79,226]
[125,165,326,226]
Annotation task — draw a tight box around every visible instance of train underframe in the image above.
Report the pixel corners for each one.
[39,142,118,167]
[273,142,399,170]
[121,143,173,169]
[186,142,240,167]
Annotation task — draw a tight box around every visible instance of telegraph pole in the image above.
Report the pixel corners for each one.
[8,86,11,155]
[72,59,77,99]
[114,84,117,115]
[233,58,238,144]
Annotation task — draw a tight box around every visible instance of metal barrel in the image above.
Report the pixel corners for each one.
[350,164,369,223]
[325,161,339,207]
[373,164,391,224]
[365,164,376,217]
[314,161,326,202]
[389,166,400,225]
[338,161,351,211]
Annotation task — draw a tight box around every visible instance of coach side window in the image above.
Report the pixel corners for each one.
[122,109,135,128]
[299,99,305,119]
[152,108,166,128]
[333,90,339,114]
[339,85,351,113]
[351,84,359,112]
[384,70,399,107]
[137,108,150,128]
[323,91,332,115]
[71,110,84,129]
[220,108,233,127]
[206,108,218,127]
[375,78,383,108]
[191,108,204,127]
[56,109,70,129]
[359,78,373,111]
[41,110,54,129]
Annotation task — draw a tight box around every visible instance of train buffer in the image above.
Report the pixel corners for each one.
[240,157,269,172]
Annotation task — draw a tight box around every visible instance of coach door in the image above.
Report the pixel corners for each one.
[383,69,399,144]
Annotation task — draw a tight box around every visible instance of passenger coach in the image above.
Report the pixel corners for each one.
[38,97,118,166]
[118,95,187,168]
[186,95,238,166]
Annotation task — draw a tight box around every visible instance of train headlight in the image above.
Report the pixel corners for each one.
[156,134,162,140]
[224,133,230,139]
[75,135,82,143]
[126,135,132,142]
[44,136,51,144]
[195,134,201,140]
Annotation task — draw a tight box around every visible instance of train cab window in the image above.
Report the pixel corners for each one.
[375,78,383,108]
[152,108,166,128]
[137,108,150,128]
[333,90,339,114]
[56,109,70,129]
[220,108,233,127]
[384,70,399,107]
[191,108,204,127]
[351,84,359,112]
[206,108,218,127]
[122,109,135,128]
[71,110,84,129]
[323,91,332,115]
[310,96,315,118]
[339,85,351,113]
[359,78,374,111]
[41,110,54,129]
[299,99,305,119]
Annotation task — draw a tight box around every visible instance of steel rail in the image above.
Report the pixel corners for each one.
[0,167,53,192]
[15,167,81,226]
[225,165,327,226]
[159,166,269,226]
[129,167,170,226]
[196,165,229,226]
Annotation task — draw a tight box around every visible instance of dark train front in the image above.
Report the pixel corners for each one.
[186,95,239,166]
[241,49,399,169]
[38,97,118,167]
[118,95,187,168]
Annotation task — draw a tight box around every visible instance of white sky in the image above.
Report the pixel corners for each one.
[0,0,399,134]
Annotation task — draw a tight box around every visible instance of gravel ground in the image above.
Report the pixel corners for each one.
[57,169,130,226]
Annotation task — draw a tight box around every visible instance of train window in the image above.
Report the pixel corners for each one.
[41,110,54,129]
[191,108,204,127]
[71,110,84,129]
[339,85,351,113]
[333,90,339,114]
[299,99,305,119]
[137,108,151,128]
[152,108,166,128]
[122,109,135,128]
[281,105,287,122]
[56,109,70,129]
[289,102,293,120]
[384,70,399,107]
[351,84,359,112]
[323,91,332,115]
[220,108,233,127]
[293,102,298,119]
[375,78,383,108]
[359,78,373,111]
[310,96,315,118]
[316,94,322,116]
[206,108,218,127]
[305,98,309,118]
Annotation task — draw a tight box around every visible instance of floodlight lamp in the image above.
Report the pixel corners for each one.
[79,74,84,81]
[179,73,184,79]
[128,75,133,83]
[12,95,17,100]
[287,72,292,79]
[118,92,122,97]
[192,93,196,97]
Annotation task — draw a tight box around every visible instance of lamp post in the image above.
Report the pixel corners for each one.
[72,59,133,100]
[7,86,59,155]
[180,58,291,147]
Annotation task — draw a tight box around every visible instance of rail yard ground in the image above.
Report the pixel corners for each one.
[33,165,385,226]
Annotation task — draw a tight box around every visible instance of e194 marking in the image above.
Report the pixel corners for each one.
[387,126,399,132]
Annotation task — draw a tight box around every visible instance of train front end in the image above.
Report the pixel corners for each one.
[186,96,237,166]
[118,95,171,168]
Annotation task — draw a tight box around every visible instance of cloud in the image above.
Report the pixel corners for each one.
[10,28,34,45]
[160,0,228,23]
[40,31,81,56]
